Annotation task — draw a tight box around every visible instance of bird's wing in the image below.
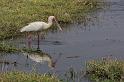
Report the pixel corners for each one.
[20,22,44,32]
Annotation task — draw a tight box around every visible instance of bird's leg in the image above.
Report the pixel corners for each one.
[27,32,32,49]
[37,32,40,51]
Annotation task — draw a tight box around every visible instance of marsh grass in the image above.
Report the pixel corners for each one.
[86,57,124,82]
[0,42,39,53]
[0,71,61,82]
[0,42,19,53]
[0,0,102,39]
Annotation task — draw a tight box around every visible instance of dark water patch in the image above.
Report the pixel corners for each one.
[32,40,64,46]
[66,56,80,59]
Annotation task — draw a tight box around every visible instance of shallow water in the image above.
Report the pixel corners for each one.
[0,0,124,81]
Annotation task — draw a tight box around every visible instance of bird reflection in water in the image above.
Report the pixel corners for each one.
[22,50,56,68]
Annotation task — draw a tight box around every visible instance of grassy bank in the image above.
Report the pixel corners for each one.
[0,0,102,39]
[0,42,20,53]
[0,42,41,53]
[0,72,61,82]
[86,57,124,82]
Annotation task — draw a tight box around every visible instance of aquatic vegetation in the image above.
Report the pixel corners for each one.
[64,67,84,82]
[0,0,103,39]
[86,57,124,82]
[0,43,19,53]
[0,42,39,53]
[0,72,62,82]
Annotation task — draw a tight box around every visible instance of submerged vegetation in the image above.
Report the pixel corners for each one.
[0,72,61,82]
[86,57,124,82]
[0,0,103,39]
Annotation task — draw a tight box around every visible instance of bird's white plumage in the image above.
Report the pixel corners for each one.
[20,22,49,32]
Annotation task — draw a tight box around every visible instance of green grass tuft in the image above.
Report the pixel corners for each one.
[0,71,62,82]
[0,42,41,53]
[86,57,124,82]
[0,42,19,53]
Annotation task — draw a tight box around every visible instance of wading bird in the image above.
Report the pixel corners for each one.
[20,16,62,50]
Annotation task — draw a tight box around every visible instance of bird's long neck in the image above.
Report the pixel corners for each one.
[47,19,53,28]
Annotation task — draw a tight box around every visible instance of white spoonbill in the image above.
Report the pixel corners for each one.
[20,16,62,50]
